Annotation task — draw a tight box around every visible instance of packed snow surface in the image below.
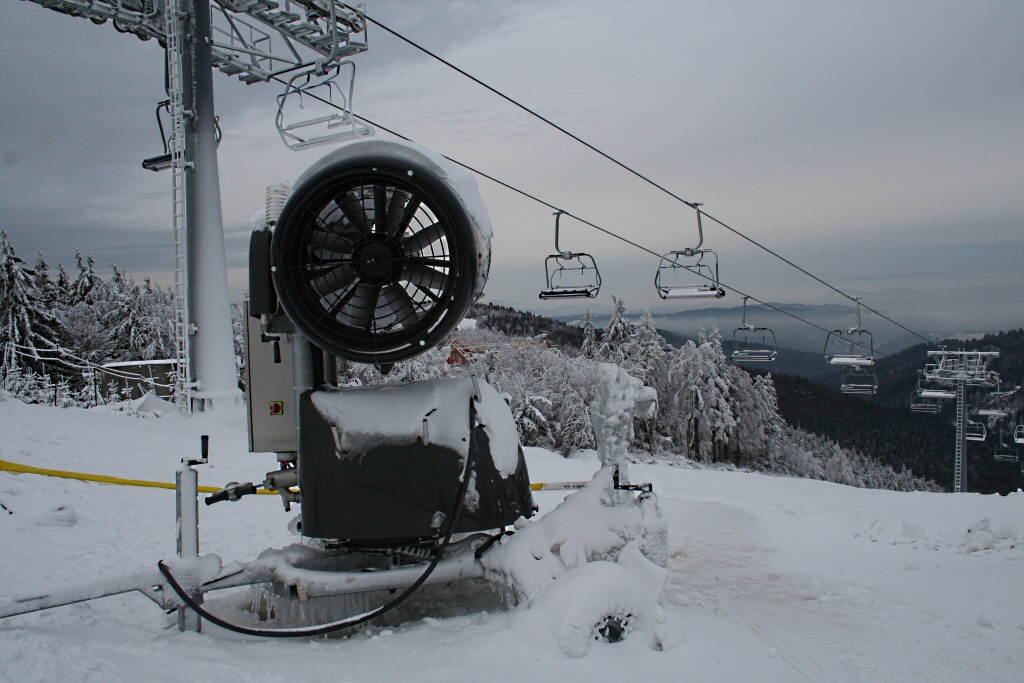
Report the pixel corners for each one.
[2,397,1023,681]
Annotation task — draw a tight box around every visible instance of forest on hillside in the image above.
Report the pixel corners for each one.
[4,230,1017,493]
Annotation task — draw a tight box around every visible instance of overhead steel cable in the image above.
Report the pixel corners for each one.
[265,76,914,368]
[362,12,933,348]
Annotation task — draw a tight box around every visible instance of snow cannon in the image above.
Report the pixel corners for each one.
[244,138,534,548]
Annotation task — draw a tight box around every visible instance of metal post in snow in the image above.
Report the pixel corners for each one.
[175,461,201,632]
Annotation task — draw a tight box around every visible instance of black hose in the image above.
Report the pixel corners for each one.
[159,426,478,638]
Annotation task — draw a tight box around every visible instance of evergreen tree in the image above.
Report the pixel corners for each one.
[580,310,597,360]
[0,231,59,373]
[598,296,632,364]
[72,250,98,304]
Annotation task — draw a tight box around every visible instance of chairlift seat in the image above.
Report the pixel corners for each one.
[658,284,726,299]
[1015,425,1024,445]
[731,348,777,362]
[827,354,875,367]
[976,408,1007,418]
[918,388,955,399]
[539,252,601,300]
[841,382,878,395]
[910,402,941,413]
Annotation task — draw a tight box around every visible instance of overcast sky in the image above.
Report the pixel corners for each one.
[2,0,1022,339]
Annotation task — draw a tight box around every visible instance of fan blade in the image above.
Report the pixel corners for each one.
[379,284,419,326]
[309,228,355,254]
[372,184,388,232]
[408,256,452,269]
[310,264,358,298]
[402,222,445,255]
[339,283,380,331]
[337,191,370,232]
[403,263,448,292]
[387,194,421,237]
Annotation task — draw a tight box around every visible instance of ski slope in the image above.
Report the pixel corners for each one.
[1,397,1022,682]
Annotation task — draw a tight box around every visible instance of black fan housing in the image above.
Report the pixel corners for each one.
[271,141,491,365]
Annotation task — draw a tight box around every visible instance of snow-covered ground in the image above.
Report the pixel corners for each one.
[1,397,1022,682]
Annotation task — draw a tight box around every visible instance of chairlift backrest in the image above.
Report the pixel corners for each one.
[539,211,601,299]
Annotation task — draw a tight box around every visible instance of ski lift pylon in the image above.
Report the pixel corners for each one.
[655,204,726,299]
[539,211,601,299]
[824,298,875,367]
[275,62,373,151]
[731,296,777,362]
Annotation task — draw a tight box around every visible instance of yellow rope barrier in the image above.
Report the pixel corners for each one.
[1,459,584,496]
[0,459,276,495]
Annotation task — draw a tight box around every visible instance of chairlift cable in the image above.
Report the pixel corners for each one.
[362,14,933,348]
[266,80,917,370]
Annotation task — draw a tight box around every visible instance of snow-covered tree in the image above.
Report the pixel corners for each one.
[0,231,59,374]
[597,296,632,364]
[72,250,99,305]
[580,310,597,360]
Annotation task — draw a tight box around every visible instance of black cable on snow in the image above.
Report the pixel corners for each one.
[159,427,478,638]
[362,12,933,348]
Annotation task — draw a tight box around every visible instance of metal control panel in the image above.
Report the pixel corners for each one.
[244,303,297,454]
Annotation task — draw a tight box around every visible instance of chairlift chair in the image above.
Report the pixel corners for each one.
[276,62,373,151]
[975,390,1008,418]
[993,432,1019,464]
[539,211,601,299]
[731,296,777,362]
[655,204,726,299]
[1015,424,1024,445]
[916,372,955,400]
[824,298,875,366]
[910,382,941,413]
[840,365,878,395]
[965,419,986,442]
[142,99,222,171]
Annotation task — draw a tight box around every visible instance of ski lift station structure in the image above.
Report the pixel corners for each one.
[922,349,1001,492]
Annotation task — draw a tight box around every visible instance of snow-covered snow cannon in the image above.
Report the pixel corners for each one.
[190,138,533,632]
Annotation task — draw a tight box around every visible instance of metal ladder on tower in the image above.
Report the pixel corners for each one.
[954,380,965,492]
[165,0,193,413]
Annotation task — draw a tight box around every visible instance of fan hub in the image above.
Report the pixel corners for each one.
[352,234,403,286]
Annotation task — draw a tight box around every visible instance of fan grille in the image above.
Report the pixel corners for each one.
[273,161,478,364]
